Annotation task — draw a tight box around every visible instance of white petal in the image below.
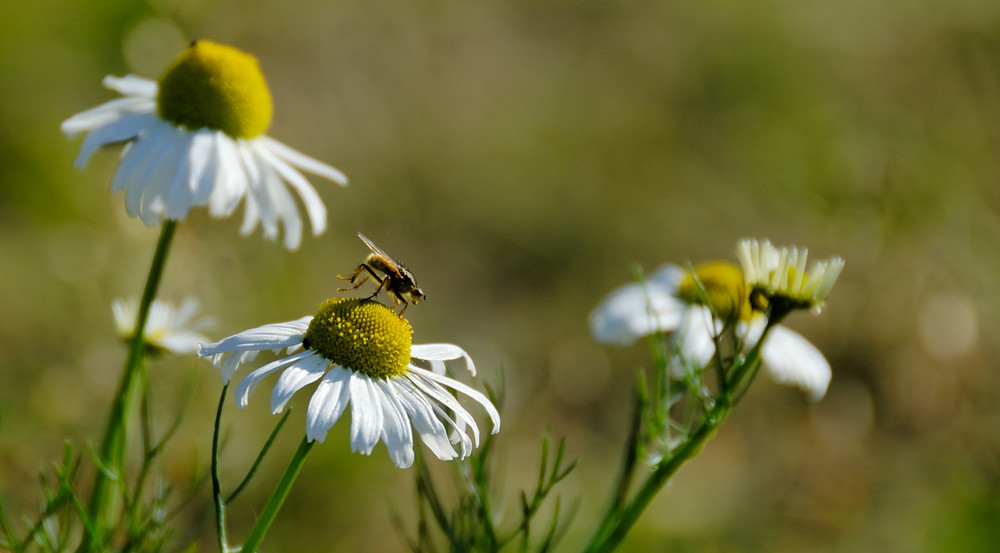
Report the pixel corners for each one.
[427,400,473,457]
[761,325,832,400]
[238,144,279,240]
[387,379,457,460]
[207,133,247,217]
[258,136,348,186]
[412,367,501,434]
[199,316,312,358]
[73,112,153,168]
[676,305,719,367]
[218,350,260,384]
[252,141,328,237]
[103,75,158,98]
[118,124,174,217]
[305,366,352,442]
[256,154,303,250]
[270,352,328,413]
[375,380,415,468]
[158,331,209,354]
[589,266,687,346]
[348,373,384,455]
[239,190,262,237]
[410,344,476,375]
[162,131,196,220]
[234,352,311,409]
[109,118,162,193]
[405,371,482,445]
[62,97,154,136]
[135,125,187,223]
[185,130,215,205]
[111,298,131,332]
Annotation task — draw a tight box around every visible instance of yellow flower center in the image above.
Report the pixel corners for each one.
[676,261,751,322]
[303,298,412,379]
[157,40,273,139]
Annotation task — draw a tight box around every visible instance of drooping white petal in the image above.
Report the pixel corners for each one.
[411,344,476,375]
[185,130,215,206]
[427,399,474,457]
[61,96,154,137]
[387,379,457,460]
[375,380,415,468]
[111,299,130,331]
[252,141,328,237]
[412,367,501,435]
[270,351,329,413]
[120,124,174,217]
[258,135,348,186]
[305,366,352,442]
[675,305,720,368]
[255,153,303,250]
[405,370,482,445]
[73,112,154,168]
[207,133,246,217]
[760,325,832,401]
[348,373,384,455]
[237,143,280,241]
[239,189,262,238]
[234,351,313,409]
[162,130,196,220]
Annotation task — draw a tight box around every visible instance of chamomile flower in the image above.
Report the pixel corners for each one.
[590,251,841,400]
[199,298,501,468]
[62,40,348,250]
[113,297,213,355]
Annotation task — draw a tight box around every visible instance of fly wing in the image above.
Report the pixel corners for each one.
[357,232,400,270]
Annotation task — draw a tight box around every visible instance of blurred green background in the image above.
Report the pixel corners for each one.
[2,0,999,551]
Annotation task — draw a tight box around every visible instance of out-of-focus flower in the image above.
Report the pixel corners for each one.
[113,297,213,356]
[736,238,844,316]
[63,40,347,250]
[590,238,844,401]
[199,298,500,468]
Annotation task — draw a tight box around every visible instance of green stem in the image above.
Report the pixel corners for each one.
[239,436,314,553]
[582,327,772,553]
[583,399,731,553]
[82,221,176,551]
[211,384,230,553]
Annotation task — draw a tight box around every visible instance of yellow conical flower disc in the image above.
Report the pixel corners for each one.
[157,40,273,139]
[304,298,412,379]
[677,261,751,322]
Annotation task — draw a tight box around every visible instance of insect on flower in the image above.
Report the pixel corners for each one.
[338,232,425,315]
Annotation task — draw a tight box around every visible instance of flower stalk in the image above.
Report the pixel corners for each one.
[581,325,771,553]
[238,437,314,553]
[83,221,176,550]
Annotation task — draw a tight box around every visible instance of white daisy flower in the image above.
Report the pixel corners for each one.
[589,259,837,400]
[62,40,348,250]
[199,298,501,468]
[113,297,214,356]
